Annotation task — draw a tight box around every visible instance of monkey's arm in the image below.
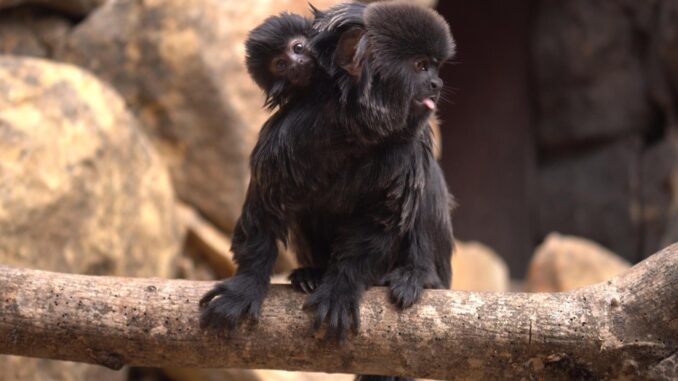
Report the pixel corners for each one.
[199,182,287,332]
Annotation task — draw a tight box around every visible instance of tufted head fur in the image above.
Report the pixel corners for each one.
[311,1,455,140]
[364,2,455,74]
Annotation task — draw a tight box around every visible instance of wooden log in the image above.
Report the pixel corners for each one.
[0,244,676,380]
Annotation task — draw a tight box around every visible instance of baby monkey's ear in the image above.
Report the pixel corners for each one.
[335,26,368,78]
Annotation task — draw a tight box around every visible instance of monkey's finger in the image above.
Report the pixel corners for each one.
[330,308,350,343]
[199,287,223,308]
[299,280,311,294]
[328,304,340,331]
[247,300,262,318]
[305,279,317,292]
[200,297,243,335]
[199,304,224,330]
[310,303,329,333]
[290,279,303,293]
[289,273,302,293]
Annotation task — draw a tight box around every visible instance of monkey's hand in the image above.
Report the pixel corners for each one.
[383,267,438,309]
[199,274,268,334]
[289,267,324,294]
[303,279,361,341]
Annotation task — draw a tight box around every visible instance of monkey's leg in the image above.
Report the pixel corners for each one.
[384,216,451,309]
[288,215,332,294]
[199,186,286,334]
[385,169,454,309]
[383,241,442,310]
[303,223,394,340]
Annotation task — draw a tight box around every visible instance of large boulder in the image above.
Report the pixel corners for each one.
[640,134,678,256]
[54,0,338,233]
[0,56,182,380]
[451,241,509,292]
[537,137,642,260]
[526,233,630,292]
[657,0,678,98]
[533,0,653,147]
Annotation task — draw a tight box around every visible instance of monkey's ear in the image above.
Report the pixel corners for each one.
[336,27,366,78]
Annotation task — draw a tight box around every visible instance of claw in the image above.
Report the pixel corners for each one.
[197,276,267,335]
[199,286,222,308]
[303,282,361,342]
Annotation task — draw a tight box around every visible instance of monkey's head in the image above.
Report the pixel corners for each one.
[315,2,455,131]
[245,13,315,109]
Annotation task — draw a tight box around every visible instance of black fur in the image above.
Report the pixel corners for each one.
[201,3,455,378]
[245,13,314,109]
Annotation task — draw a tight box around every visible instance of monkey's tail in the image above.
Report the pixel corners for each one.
[355,375,414,381]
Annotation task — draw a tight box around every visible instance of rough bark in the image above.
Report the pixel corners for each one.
[1,244,677,380]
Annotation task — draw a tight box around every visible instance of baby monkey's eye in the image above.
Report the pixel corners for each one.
[293,43,304,54]
[414,59,429,72]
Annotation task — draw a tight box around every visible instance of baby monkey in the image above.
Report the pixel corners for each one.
[245,13,316,109]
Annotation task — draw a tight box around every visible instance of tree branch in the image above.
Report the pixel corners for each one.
[1,244,677,380]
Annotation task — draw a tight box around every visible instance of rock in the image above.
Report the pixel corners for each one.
[176,203,236,279]
[526,233,631,292]
[55,0,251,233]
[657,0,678,98]
[452,241,509,292]
[0,56,182,380]
[533,0,678,263]
[54,0,337,234]
[0,0,104,17]
[0,357,124,381]
[0,56,182,276]
[165,368,352,381]
[0,7,72,58]
[640,135,678,257]
[663,167,678,249]
[533,0,653,146]
[537,137,642,261]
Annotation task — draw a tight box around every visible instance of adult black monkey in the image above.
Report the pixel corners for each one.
[245,12,316,109]
[201,0,455,366]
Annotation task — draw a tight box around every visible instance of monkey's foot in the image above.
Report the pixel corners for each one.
[383,267,425,310]
[303,281,361,341]
[289,267,324,294]
[199,274,267,334]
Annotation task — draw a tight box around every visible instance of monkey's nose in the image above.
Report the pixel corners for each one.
[430,78,443,90]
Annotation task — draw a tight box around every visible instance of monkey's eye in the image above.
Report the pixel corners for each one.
[414,59,429,72]
[293,43,304,54]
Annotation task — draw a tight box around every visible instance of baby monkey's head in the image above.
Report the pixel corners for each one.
[245,13,316,109]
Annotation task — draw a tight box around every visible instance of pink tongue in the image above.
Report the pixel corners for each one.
[423,98,436,110]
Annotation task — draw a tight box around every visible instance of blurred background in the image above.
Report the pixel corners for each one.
[0,0,676,380]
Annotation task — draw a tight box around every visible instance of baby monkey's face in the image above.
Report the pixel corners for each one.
[270,37,315,87]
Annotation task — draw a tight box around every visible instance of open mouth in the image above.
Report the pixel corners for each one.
[417,95,438,111]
